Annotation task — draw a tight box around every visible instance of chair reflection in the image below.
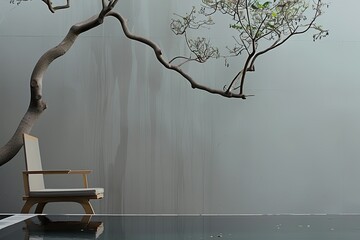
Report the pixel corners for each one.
[23,215,103,239]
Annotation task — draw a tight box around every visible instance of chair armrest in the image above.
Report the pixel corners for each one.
[23,170,92,175]
[23,170,71,175]
[68,170,92,174]
[22,170,92,188]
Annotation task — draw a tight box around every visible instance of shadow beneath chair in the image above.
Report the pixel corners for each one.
[23,215,104,239]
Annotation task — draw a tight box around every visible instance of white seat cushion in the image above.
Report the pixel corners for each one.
[29,188,104,197]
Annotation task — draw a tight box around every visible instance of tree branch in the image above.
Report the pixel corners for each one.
[42,0,70,13]
[107,11,248,99]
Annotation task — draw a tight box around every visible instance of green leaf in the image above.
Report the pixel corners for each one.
[263,1,271,8]
[229,24,242,30]
[267,23,275,29]
[251,4,259,10]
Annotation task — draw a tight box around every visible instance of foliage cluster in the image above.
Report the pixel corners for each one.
[171,0,329,96]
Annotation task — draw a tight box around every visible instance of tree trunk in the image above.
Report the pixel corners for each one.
[0,13,106,166]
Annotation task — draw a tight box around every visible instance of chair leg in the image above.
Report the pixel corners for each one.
[78,200,95,214]
[35,202,47,214]
[21,200,37,213]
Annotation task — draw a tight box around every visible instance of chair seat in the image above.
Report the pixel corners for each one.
[28,188,104,197]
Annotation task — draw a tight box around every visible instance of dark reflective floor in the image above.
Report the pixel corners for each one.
[2,214,360,239]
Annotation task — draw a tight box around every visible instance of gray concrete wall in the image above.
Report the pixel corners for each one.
[0,0,359,214]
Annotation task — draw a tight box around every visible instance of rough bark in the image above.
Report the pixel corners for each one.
[0,10,110,166]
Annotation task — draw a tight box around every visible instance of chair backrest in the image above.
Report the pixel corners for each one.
[23,133,45,191]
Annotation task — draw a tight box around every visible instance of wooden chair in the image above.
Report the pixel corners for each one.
[21,133,104,214]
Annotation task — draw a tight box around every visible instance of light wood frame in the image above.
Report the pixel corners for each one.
[21,134,104,214]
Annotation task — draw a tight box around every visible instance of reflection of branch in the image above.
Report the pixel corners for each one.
[108,12,247,99]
